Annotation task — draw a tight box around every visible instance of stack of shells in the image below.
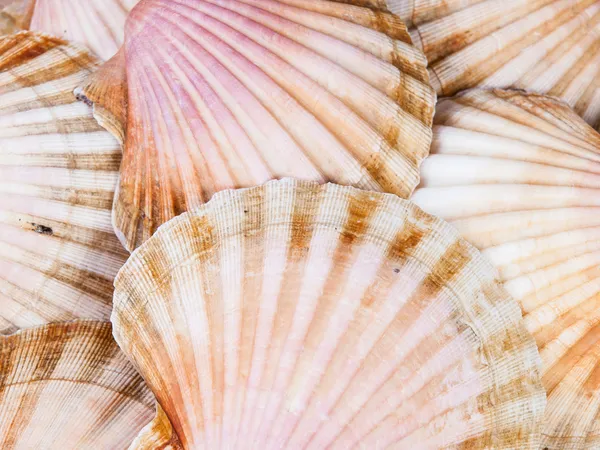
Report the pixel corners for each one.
[0,0,598,449]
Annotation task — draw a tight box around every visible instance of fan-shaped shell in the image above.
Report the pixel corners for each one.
[0,32,127,334]
[386,0,600,129]
[0,320,154,449]
[412,88,600,449]
[113,179,545,449]
[77,0,436,252]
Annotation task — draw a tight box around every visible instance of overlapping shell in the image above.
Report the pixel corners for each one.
[77,0,436,252]
[386,0,600,129]
[0,0,139,60]
[113,179,545,449]
[0,32,127,334]
[0,321,154,448]
[29,0,140,60]
[412,88,600,449]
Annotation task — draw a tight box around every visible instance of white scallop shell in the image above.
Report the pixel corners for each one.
[113,178,545,449]
[0,32,126,334]
[412,88,600,449]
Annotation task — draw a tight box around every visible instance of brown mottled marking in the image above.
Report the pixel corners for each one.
[283,191,379,401]
[0,33,65,72]
[0,334,17,396]
[430,0,594,96]
[2,324,69,448]
[458,377,539,448]
[339,189,380,247]
[368,10,412,43]
[387,211,432,262]
[3,48,96,93]
[363,149,418,198]
[288,183,322,261]
[187,214,215,262]
[327,0,388,11]
[417,238,473,300]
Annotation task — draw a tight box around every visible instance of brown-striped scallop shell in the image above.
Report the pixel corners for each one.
[0,321,154,449]
[386,0,600,129]
[113,179,545,449]
[0,32,126,334]
[77,0,436,252]
[412,88,600,449]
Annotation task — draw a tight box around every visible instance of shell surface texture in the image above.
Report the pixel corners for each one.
[0,32,127,334]
[0,0,33,35]
[3,0,140,60]
[113,179,545,449]
[386,0,600,130]
[78,0,436,252]
[0,320,154,449]
[412,88,600,449]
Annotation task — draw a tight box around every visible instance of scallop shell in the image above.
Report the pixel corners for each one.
[112,178,545,449]
[0,320,154,448]
[386,0,600,129]
[412,88,600,449]
[77,0,436,252]
[0,32,127,334]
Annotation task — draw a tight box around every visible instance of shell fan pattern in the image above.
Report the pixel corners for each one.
[113,179,545,449]
[78,0,437,252]
[0,0,140,60]
[0,321,154,449]
[386,0,600,129]
[412,88,600,449]
[0,32,126,334]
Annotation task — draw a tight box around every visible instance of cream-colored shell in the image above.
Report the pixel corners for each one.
[29,0,140,60]
[386,0,600,130]
[0,321,155,449]
[113,179,545,449]
[412,88,600,449]
[0,0,139,60]
[0,32,126,334]
[78,0,436,252]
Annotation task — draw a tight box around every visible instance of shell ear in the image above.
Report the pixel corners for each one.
[128,403,183,450]
[75,47,128,144]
